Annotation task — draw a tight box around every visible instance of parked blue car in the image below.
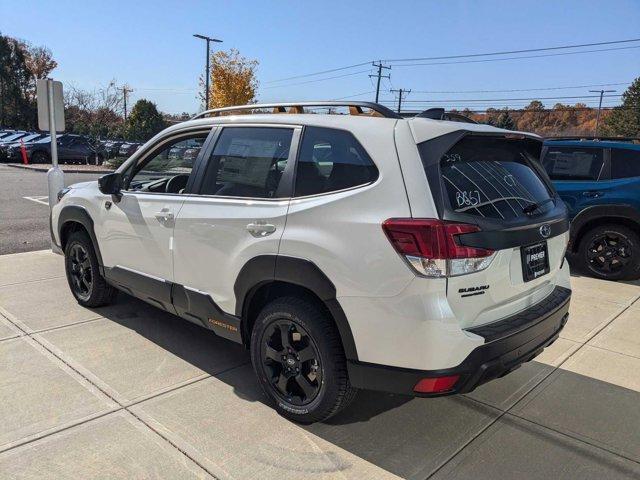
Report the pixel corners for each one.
[542,139,640,280]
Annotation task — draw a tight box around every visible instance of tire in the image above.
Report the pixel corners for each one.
[31,150,49,164]
[64,230,118,307]
[250,297,357,424]
[578,224,640,281]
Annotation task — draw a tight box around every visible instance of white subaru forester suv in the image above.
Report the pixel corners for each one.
[51,102,571,423]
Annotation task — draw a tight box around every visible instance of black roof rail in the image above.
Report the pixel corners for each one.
[413,108,478,124]
[190,101,403,120]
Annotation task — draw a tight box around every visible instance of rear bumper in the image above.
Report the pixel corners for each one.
[347,285,571,396]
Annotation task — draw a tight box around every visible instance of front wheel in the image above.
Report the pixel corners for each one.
[579,224,640,281]
[250,297,357,424]
[64,230,118,307]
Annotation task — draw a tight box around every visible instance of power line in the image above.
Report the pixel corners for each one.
[398,106,638,114]
[264,61,372,84]
[263,37,640,84]
[391,45,640,67]
[261,69,370,89]
[410,82,631,94]
[381,37,640,63]
[393,94,623,103]
[332,90,375,100]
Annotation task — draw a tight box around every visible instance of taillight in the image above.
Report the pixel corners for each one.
[382,218,495,277]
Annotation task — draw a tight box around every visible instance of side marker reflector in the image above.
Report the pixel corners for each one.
[413,375,460,393]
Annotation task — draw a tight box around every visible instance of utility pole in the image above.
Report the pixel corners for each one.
[589,89,616,137]
[369,61,391,104]
[122,85,133,120]
[193,34,223,110]
[390,88,411,114]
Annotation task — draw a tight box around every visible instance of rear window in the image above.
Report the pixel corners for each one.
[542,146,604,181]
[437,136,553,220]
[611,148,640,179]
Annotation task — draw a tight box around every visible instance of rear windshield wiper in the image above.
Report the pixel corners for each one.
[522,197,555,215]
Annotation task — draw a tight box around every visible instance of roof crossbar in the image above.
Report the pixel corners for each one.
[190,101,403,120]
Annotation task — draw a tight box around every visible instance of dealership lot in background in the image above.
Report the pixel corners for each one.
[0,165,103,255]
[0,250,639,479]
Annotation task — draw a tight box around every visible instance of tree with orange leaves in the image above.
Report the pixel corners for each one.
[200,48,258,109]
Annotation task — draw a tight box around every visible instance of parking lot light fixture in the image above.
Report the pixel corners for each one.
[193,34,223,110]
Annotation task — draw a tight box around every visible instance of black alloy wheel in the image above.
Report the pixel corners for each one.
[259,320,322,406]
[586,232,631,275]
[580,224,640,280]
[64,230,118,307]
[68,243,93,301]
[250,297,357,423]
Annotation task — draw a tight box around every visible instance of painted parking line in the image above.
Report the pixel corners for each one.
[23,196,50,206]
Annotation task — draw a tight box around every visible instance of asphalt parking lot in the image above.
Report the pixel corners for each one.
[0,164,103,255]
[0,250,639,479]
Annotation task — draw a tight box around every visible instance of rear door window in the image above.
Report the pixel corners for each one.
[435,136,553,220]
[610,148,640,179]
[200,127,293,198]
[542,146,604,181]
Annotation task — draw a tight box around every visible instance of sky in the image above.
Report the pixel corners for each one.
[2,0,640,114]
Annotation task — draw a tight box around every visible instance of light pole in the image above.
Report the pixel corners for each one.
[589,89,616,137]
[193,34,223,110]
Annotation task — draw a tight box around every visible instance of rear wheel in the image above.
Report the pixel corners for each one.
[579,224,640,280]
[64,230,117,307]
[250,297,357,423]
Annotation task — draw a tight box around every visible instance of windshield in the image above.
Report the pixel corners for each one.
[1,133,26,142]
[19,134,41,143]
[35,136,53,143]
[427,136,553,220]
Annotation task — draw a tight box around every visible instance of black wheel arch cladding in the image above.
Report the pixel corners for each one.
[235,255,359,361]
[570,204,640,253]
[58,206,104,268]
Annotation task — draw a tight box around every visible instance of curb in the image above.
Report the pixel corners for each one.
[3,163,113,174]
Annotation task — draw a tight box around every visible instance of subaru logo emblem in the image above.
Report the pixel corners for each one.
[539,224,551,238]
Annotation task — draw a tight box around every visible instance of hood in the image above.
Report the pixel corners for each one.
[69,181,96,190]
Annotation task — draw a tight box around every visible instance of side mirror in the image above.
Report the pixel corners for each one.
[98,172,122,196]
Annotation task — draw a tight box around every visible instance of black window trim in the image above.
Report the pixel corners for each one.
[119,126,217,197]
[291,125,380,199]
[191,123,302,201]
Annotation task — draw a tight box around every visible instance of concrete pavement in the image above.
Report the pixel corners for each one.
[0,250,639,479]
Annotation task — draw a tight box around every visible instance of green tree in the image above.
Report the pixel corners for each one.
[125,99,166,141]
[0,33,35,128]
[495,108,515,130]
[604,77,640,137]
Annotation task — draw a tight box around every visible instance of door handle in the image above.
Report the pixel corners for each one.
[246,221,276,237]
[582,191,603,198]
[154,209,174,223]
